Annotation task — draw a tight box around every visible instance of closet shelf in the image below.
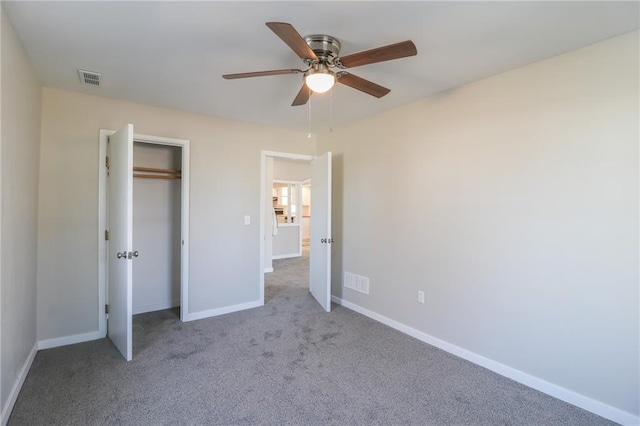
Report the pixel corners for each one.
[133,166,181,173]
[133,166,181,180]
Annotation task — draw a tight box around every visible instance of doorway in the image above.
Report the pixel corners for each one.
[272,179,307,260]
[98,128,190,360]
[260,150,332,312]
[271,178,312,256]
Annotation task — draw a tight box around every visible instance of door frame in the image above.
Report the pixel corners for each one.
[301,178,311,248]
[260,151,314,305]
[99,129,191,337]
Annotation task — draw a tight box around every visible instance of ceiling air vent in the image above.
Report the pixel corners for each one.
[78,69,101,86]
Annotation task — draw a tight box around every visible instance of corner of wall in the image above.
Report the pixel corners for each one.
[1,6,43,422]
[0,343,36,426]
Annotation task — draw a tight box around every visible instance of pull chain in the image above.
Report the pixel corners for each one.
[329,87,334,133]
[307,92,312,139]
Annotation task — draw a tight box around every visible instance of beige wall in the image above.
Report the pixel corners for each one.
[272,226,300,258]
[0,7,42,419]
[273,158,311,181]
[318,31,639,418]
[38,87,314,341]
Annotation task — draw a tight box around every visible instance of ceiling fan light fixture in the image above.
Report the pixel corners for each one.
[223,22,417,106]
[305,68,335,93]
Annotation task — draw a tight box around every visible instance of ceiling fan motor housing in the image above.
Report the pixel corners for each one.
[304,34,341,63]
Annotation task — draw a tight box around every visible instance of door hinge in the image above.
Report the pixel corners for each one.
[105,230,109,241]
[105,304,109,314]
[105,156,110,170]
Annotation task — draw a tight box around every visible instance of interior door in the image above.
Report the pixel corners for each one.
[310,152,332,312]
[107,123,134,361]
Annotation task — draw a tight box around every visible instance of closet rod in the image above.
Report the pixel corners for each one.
[133,174,181,180]
[133,166,181,174]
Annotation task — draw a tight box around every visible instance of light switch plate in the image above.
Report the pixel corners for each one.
[244,215,250,225]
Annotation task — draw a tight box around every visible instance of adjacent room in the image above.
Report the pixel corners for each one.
[1,1,638,425]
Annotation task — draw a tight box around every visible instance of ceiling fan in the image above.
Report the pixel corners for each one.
[222,22,417,106]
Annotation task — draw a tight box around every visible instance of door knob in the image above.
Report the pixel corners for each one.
[131,251,139,258]
[116,251,127,259]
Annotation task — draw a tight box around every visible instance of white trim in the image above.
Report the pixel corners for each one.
[133,133,189,146]
[99,129,191,336]
[297,182,303,256]
[262,150,315,162]
[260,153,266,304]
[183,300,262,322]
[264,267,274,273]
[1,343,37,426]
[98,130,110,338]
[273,179,302,185]
[99,129,113,340]
[260,151,315,306]
[272,253,302,260]
[133,299,180,315]
[37,331,104,350]
[331,296,639,426]
[178,140,190,322]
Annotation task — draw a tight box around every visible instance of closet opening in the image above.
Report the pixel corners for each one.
[132,141,182,316]
[98,128,191,360]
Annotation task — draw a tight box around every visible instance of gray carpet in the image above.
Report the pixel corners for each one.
[9,250,614,425]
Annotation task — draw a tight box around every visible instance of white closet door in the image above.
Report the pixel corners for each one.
[309,152,332,312]
[108,123,134,361]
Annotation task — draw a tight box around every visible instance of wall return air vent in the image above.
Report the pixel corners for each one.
[78,69,101,86]
[344,271,370,295]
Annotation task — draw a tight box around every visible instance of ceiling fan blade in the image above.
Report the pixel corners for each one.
[337,73,390,98]
[266,22,318,61]
[337,40,417,69]
[222,69,302,80]
[292,84,312,106]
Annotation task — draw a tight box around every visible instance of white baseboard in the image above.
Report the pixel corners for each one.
[264,267,274,273]
[331,296,639,426]
[37,298,263,347]
[183,299,263,322]
[1,343,37,426]
[133,299,180,315]
[37,330,104,350]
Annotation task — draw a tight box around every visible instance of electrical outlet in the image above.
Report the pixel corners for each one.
[417,291,425,304]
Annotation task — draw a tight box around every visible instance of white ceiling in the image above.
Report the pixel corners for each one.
[4,1,638,133]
